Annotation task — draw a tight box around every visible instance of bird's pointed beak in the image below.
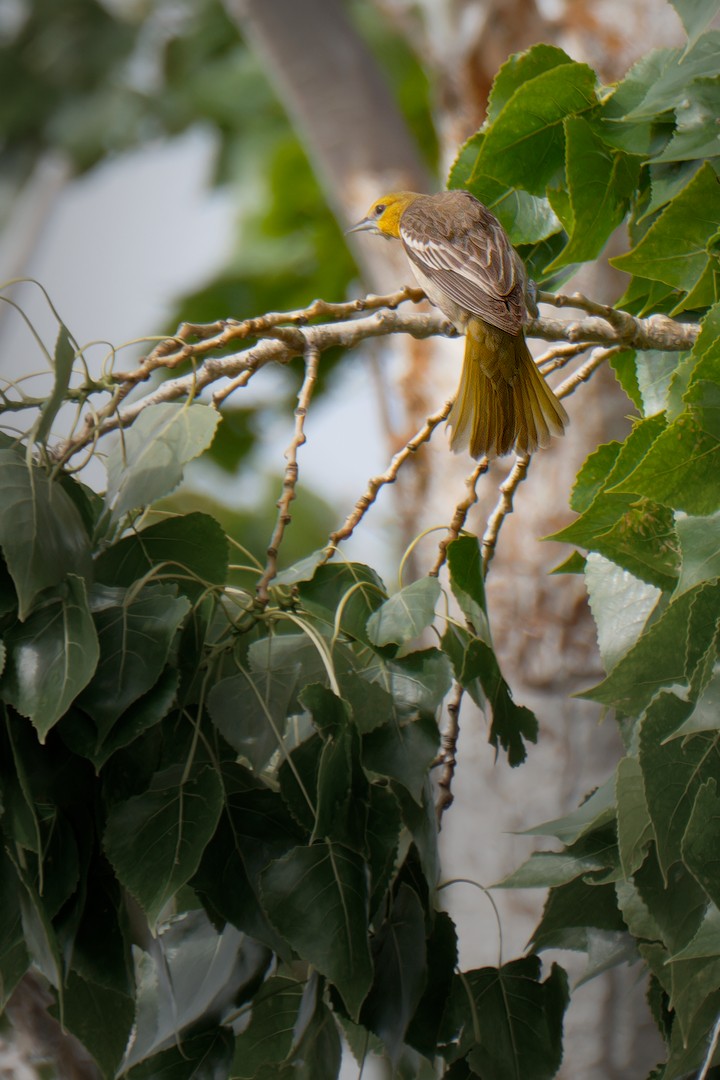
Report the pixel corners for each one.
[345,216,378,236]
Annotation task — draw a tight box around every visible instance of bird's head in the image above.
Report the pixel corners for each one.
[346,191,421,239]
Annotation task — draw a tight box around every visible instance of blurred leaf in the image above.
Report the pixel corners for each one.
[104,403,220,523]
[676,511,720,593]
[362,710,439,804]
[530,876,626,954]
[671,0,720,50]
[521,775,616,845]
[447,535,489,638]
[299,563,386,647]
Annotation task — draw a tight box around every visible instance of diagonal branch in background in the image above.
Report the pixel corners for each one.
[256,344,321,604]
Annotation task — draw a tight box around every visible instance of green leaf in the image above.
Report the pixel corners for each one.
[0,847,29,1009]
[669,667,720,739]
[550,415,680,590]
[340,672,394,734]
[362,710,439,804]
[676,511,720,593]
[447,535,489,638]
[613,306,720,512]
[56,971,134,1079]
[127,1029,235,1080]
[260,840,373,1020]
[405,909,457,1057]
[104,762,224,927]
[635,349,685,417]
[298,562,386,647]
[94,511,229,601]
[365,785,403,914]
[78,583,190,741]
[207,666,294,772]
[530,876,627,954]
[443,956,569,1080]
[610,162,720,300]
[682,778,720,906]
[585,554,661,674]
[231,974,305,1076]
[460,638,538,766]
[361,884,428,1060]
[192,764,302,955]
[670,0,720,50]
[33,323,75,447]
[104,403,220,522]
[616,756,654,877]
[635,845,708,954]
[668,902,720,962]
[0,450,92,620]
[546,117,640,271]
[521,775,616,845]
[640,692,720,876]
[651,76,720,164]
[463,62,597,195]
[365,648,452,719]
[580,585,700,713]
[124,910,266,1072]
[366,577,440,647]
[485,44,577,125]
[620,31,720,120]
[1,575,99,741]
[497,844,615,890]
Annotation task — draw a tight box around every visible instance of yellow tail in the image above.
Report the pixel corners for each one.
[447,318,568,459]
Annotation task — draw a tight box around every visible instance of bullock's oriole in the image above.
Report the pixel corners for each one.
[349,190,567,459]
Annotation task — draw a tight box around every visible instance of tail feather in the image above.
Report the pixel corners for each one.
[447,319,567,459]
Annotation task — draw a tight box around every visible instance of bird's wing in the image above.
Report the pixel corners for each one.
[400,197,525,335]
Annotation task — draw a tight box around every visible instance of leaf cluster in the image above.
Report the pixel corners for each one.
[0,399,555,1076]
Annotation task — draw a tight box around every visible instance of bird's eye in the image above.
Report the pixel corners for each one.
[374,204,386,215]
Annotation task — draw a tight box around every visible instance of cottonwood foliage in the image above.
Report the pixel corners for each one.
[1,10,720,1078]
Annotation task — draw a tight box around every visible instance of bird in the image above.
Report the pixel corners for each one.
[348,189,568,459]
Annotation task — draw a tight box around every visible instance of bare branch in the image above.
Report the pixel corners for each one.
[482,453,531,574]
[435,682,464,821]
[52,288,699,467]
[429,459,489,577]
[257,345,321,604]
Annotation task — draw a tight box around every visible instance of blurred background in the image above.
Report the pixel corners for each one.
[0,0,685,1076]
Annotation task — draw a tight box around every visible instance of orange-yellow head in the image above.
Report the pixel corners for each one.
[346,191,422,239]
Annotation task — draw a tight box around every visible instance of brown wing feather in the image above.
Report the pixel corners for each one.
[399,191,525,336]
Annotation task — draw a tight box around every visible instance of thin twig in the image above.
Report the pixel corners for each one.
[429,459,489,577]
[256,345,320,604]
[435,682,464,821]
[697,1011,720,1080]
[481,453,531,575]
[555,344,625,401]
[325,398,453,553]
